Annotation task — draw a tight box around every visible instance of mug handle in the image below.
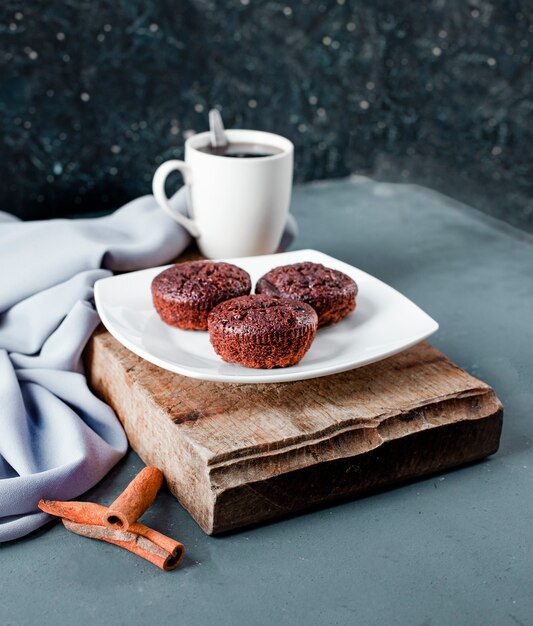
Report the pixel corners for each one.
[152,160,200,237]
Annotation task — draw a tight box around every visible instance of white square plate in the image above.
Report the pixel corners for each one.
[94,249,438,384]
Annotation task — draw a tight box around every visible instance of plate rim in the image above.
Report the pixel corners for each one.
[94,249,439,384]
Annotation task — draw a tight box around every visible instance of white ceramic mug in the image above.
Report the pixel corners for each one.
[152,129,294,258]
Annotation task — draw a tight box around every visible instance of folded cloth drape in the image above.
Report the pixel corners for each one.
[0,189,297,541]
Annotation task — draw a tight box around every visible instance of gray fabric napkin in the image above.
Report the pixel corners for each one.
[0,189,297,541]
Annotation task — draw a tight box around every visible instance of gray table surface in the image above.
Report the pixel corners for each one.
[2,178,532,626]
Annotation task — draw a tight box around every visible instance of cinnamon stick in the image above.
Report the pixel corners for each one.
[39,499,105,526]
[103,466,164,531]
[38,499,185,571]
[62,520,184,571]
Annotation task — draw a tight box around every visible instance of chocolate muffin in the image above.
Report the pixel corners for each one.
[256,262,357,327]
[151,261,251,330]
[208,295,318,368]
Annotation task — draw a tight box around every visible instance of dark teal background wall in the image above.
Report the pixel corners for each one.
[1,1,532,229]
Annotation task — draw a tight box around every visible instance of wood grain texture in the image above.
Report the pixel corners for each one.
[85,327,503,534]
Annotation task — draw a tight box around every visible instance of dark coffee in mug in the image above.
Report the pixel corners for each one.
[199,142,284,158]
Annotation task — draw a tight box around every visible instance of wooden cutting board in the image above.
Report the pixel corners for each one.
[85,327,503,535]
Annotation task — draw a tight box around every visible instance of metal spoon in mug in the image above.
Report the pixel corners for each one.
[209,109,229,155]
